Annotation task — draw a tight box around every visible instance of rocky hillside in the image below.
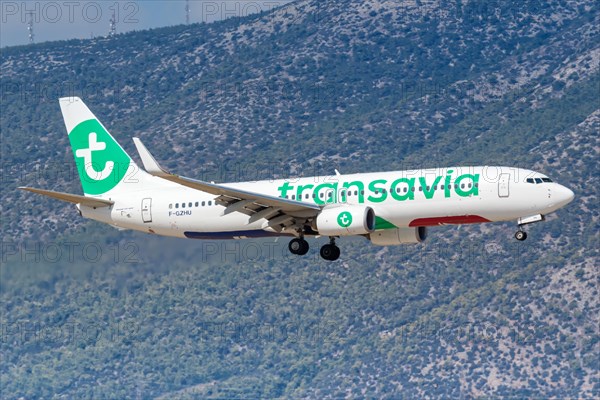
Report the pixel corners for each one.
[1,0,598,398]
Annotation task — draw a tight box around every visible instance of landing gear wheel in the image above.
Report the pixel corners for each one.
[514,230,527,241]
[288,238,309,255]
[320,244,340,261]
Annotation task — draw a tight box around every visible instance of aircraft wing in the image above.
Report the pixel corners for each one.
[132,138,320,229]
[19,187,114,208]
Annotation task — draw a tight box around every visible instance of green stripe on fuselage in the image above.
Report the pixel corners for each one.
[375,216,397,230]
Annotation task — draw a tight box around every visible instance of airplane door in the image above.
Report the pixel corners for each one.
[498,174,510,198]
[141,198,152,223]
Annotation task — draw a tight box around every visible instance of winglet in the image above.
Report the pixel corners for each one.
[132,137,170,177]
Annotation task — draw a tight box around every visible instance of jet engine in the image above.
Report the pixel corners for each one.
[369,227,428,245]
[316,205,375,236]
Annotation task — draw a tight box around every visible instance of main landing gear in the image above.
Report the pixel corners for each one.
[288,237,309,255]
[288,236,340,261]
[320,237,340,261]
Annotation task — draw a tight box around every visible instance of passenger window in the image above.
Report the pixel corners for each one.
[419,187,423,191]
[305,194,309,199]
[320,193,324,199]
[468,183,472,188]
[208,201,212,206]
[475,183,479,187]
[461,184,465,189]
[189,202,192,208]
[182,203,185,208]
[291,195,295,200]
[312,193,316,199]
[404,187,408,193]
[169,204,172,209]
[195,202,199,207]
[175,203,179,209]
[202,201,205,206]
[354,191,358,195]
[426,186,430,191]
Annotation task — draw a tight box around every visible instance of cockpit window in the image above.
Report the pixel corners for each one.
[527,177,553,184]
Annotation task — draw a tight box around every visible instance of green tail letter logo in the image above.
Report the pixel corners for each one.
[68,119,131,195]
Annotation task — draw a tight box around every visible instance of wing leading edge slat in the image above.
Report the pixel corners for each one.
[132,138,321,225]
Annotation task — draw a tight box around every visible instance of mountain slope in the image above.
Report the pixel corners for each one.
[1,0,598,398]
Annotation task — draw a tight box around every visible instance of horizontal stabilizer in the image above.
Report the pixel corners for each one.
[19,187,114,208]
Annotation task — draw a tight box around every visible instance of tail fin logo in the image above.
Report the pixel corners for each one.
[75,132,114,181]
[69,119,131,195]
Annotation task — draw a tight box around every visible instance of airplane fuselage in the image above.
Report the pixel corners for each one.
[81,166,573,240]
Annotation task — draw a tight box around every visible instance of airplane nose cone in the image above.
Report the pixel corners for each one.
[556,185,575,206]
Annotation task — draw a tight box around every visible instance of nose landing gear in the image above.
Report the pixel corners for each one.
[513,214,545,241]
[514,230,527,241]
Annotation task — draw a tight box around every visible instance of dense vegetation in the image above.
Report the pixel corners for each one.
[1,0,598,398]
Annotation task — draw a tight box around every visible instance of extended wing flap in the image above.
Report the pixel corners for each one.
[132,138,320,216]
[19,187,114,208]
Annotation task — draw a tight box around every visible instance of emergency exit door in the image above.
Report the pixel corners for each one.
[141,198,152,223]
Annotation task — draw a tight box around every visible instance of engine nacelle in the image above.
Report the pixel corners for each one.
[316,205,375,236]
[369,227,428,245]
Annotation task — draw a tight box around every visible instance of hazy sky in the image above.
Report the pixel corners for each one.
[1,1,293,47]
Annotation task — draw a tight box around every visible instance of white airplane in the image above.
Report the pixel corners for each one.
[20,97,575,261]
